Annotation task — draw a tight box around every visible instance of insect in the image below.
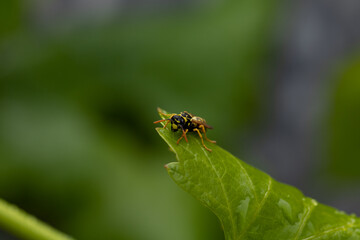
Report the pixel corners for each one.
[154,108,216,152]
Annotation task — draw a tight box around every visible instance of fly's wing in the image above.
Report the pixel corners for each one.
[191,118,213,129]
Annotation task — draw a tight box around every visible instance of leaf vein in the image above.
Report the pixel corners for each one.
[301,218,358,240]
[238,176,273,239]
[293,199,318,240]
[233,158,258,204]
[200,144,237,240]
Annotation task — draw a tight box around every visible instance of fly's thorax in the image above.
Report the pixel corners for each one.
[170,114,186,132]
[171,122,179,132]
[180,111,193,119]
[171,115,184,124]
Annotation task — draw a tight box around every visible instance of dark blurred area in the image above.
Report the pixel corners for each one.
[1,0,360,239]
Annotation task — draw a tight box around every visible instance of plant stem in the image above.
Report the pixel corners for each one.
[0,198,74,240]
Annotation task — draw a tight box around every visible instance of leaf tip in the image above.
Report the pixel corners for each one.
[157,107,165,113]
[155,127,163,131]
[164,162,179,173]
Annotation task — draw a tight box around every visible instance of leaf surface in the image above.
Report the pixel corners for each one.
[155,109,360,240]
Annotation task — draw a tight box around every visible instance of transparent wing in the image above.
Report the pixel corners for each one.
[191,119,213,129]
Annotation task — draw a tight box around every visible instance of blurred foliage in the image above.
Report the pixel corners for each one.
[0,0,21,40]
[328,55,360,180]
[0,0,278,239]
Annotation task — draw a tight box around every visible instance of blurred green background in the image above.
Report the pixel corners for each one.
[1,0,360,239]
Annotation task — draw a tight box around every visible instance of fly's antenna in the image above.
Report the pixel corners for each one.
[154,118,172,129]
[153,119,170,124]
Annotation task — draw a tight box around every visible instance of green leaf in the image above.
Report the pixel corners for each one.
[155,109,360,240]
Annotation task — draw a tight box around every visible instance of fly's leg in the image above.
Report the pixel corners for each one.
[194,128,212,152]
[200,125,216,144]
[176,129,188,144]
